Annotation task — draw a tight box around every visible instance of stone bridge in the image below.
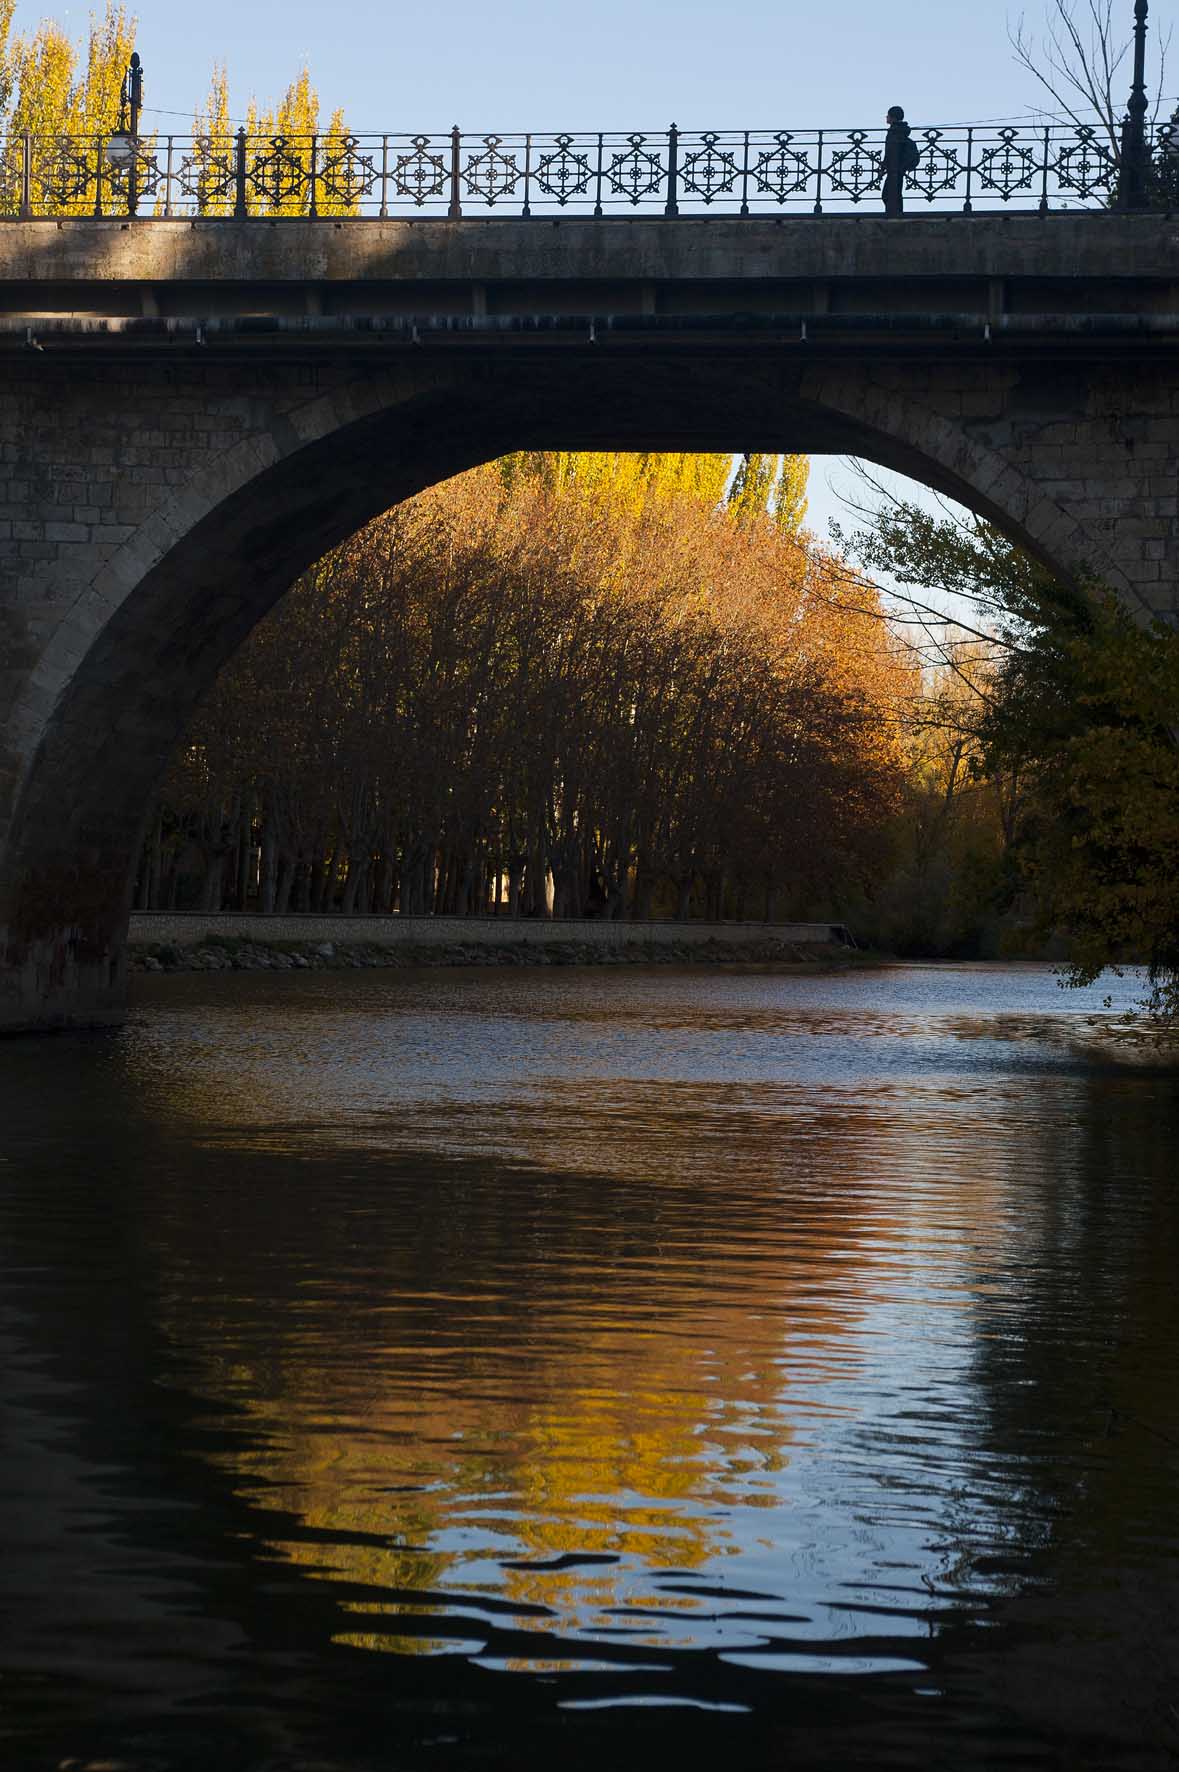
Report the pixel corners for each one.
[1,211,1177,1031]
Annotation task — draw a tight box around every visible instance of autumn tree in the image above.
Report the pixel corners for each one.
[0,4,138,215]
[0,13,353,219]
[978,586,1179,1018]
[145,453,908,928]
[837,483,1179,1015]
[727,455,809,533]
[0,1,17,113]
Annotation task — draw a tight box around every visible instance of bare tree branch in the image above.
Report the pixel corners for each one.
[1008,0,1170,159]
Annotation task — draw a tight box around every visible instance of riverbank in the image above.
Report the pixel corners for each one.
[128,913,858,975]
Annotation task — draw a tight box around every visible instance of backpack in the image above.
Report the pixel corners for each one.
[902,135,921,172]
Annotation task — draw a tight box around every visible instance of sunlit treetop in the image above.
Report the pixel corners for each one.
[499,450,809,531]
[1,1,134,139]
[728,453,809,534]
[499,451,732,513]
[0,8,356,217]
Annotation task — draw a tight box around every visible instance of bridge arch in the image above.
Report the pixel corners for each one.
[0,340,1170,1031]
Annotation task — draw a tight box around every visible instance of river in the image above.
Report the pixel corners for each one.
[1,962,1177,1770]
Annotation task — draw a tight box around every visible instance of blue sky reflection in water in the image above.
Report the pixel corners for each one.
[0,963,1177,1770]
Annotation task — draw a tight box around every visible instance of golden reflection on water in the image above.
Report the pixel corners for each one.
[184,1188,832,1656]
[117,965,1179,1674]
[5,963,1179,1772]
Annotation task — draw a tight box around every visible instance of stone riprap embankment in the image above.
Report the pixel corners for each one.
[128,913,854,975]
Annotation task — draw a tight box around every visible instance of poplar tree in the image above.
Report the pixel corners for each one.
[245,68,354,216]
[773,454,809,533]
[502,451,734,514]
[0,0,17,116]
[728,454,810,532]
[3,4,138,215]
[190,63,234,216]
[0,15,355,219]
[66,1,136,135]
[6,22,77,141]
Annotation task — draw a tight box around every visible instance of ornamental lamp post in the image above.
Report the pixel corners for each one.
[106,51,143,212]
[1118,0,1150,209]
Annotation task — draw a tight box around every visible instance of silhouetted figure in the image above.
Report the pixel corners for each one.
[882,105,918,217]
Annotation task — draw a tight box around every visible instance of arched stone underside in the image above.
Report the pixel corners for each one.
[1,345,1175,1031]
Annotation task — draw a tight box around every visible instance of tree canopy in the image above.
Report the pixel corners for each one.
[837,488,1179,1024]
[143,451,911,927]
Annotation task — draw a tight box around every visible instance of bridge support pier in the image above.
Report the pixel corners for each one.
[3,935,126,1033]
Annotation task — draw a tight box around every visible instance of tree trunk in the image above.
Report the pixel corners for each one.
[311,847,336,914]
[274,852,295,916]
[201,855,224,914]
[377,852,396,915]
[508,857,525,917]
[236,800,253,910]
[260,818,279,914]
[340,854,361,916]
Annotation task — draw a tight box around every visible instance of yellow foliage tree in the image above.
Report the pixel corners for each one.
[65,0,135,135]
[3,4,138,216]
[503,450,733,514]
[0,19,354,219]
[773,452,809,532]
[0,0,17,116]
[244,67,355,217]
[7,22,77,139]
[728,453,809,532]
[188,62,234,217]
[151,450,906,925]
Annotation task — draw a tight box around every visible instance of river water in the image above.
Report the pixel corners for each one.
[1,962,1177,1771]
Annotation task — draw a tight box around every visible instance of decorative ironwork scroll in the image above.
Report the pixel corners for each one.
[907,129,962,202]
[393,135,448,205]
[535,134,593,205]
[246,135,310,211]
[1052,124,1117,199]
[827,130,881,203]
[319,136,379,209]
[172,135,237,210]
[977,128,1038,202]
[752,132,814,203]
[606,134,665,204]
[105,143,164,212]
[681,133,739,204]
[462,136,522,205]
[32,136,93,209]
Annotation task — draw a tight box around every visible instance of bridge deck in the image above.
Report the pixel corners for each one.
[0,215,1173,324]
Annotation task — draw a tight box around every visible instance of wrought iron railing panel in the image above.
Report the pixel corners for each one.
[0,122,1161,219]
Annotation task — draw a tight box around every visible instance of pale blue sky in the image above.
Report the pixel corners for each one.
[21,0,1119,134]
[14,0,1172,544]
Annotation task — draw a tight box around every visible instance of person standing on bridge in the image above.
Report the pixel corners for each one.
[881,106,919,217]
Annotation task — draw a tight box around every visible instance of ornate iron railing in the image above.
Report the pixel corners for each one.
[0,121,1173,219]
